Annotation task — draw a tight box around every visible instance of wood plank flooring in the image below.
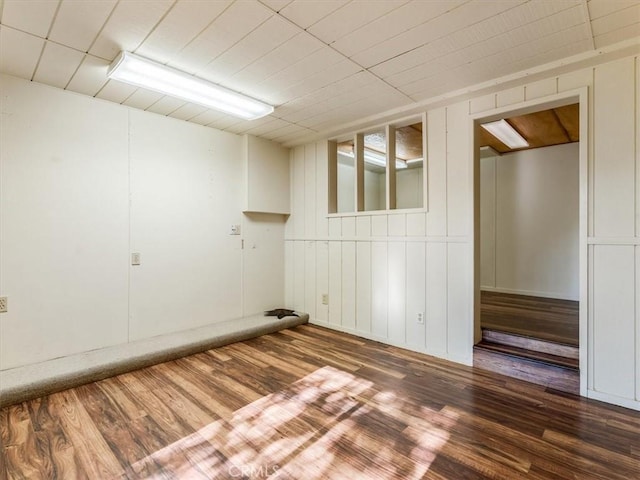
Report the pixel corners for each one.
[481,291,579,346]
[2,324,639,479]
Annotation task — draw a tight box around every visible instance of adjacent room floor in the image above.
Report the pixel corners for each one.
[1,325,638,479]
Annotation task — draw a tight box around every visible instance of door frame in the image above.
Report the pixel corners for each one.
[469,87,589,396]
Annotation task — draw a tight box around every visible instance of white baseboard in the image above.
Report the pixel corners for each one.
[480,285,578,301]
[308,318,473,367]
[587,390,640,411]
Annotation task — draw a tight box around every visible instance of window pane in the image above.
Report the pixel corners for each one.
[364,129,386,211]
[395,122,423,209]
[337,140,355,213]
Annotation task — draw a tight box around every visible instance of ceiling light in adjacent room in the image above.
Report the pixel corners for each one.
[107,51,274,120]
[480,119,529,149]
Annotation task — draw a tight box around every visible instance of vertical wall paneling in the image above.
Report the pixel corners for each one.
[406,242,426,350]
[386,125,396,210]
[284,241,294,308]
[327,140,337,215]
[328,241,342,325]
[592,245,635,399]
[342,216,356,237]
[315,241,329,322]
[293,241,305,312]
[341,241,357,329]
[593,57,635,237]
[304,144,317,237]
[496,86,525,107]
[355,133,364,212]
[636,57,640,237]
[356,216,371,238]
[446,102,470,237]
[525,78,557,101]
[469,93,495,114]
[426,242,447,354]
[636,245,640,401]
[387,241,406,344]
[371,241,388,338]
[388,214,406,236]
[371,215,388,237]
[447,243,470,361]
[480,156,496,287]
[406,213,426,236]
[316,141,329,237]
[328,217,342,238]
[292,146,305,239]
[304,241,317,318]
[426,108,447,235]
[356,241,372,333]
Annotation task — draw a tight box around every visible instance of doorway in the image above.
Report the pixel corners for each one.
[472,91,588,396]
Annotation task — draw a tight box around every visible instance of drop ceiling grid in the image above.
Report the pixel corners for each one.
[369,0,584,81]
[122,88,164,111]
[0,0,58,38]
[349,0,528,69]
[275,0,346,30]
[48,0,117,52]
[165,0,273,77]
[134,0,233,65]
[88,0,174,61]
[590,3,640,37]
[65,55,109,96]
[0,25,44,79]
[399,18,592,98]
[32,41,84,89]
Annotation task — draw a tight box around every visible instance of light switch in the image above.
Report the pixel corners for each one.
[131,252,141,266]
[230,224,241,235]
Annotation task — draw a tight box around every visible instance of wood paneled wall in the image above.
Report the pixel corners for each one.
[285,55,640,411]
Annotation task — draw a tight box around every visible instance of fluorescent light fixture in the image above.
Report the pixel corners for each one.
[107,51,274,120]
[480,119,529,149]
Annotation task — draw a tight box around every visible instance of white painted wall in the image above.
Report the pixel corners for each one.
[285,54,640,411]
[480,143,579,300]
[0,74,285,370]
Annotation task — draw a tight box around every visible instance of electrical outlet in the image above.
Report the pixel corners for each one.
[230,224,241,235]
[0,297,7,313]
[417,312,424,324]
[131,252,141,266]
[322,294,329,305]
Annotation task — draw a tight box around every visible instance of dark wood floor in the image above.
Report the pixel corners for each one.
[481,291,579,346]
[2,325,638,479]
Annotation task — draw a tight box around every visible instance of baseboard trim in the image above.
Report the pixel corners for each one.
[0,313,308,408]
[587,389,640,411]
[308,318,472,367]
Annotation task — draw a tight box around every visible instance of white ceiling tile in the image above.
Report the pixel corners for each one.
[90,0,174,61]
[330,0,464,59]
[351,0,525,68]
[278,0,345,29]
[0,26,44,79]
[228,32,324,88]
[66,54,110,96]
[587,0,639,20]
[168,103,207,121]
[188,109,227,126]
[95,79,137,103]
[136,0,233,65]
[207,115,245,131]
[122,88,163,110]
[263,123,315,141]
[1,0,58,37]
[145,95,186,115]
[308,0,407,44]
[243,117,290,136]
[49,0,117,52]
[33,41,84,88]
[591,3,640,35]
[197,14,298,82]
[166,0,270,75]
[260,0,293,12]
